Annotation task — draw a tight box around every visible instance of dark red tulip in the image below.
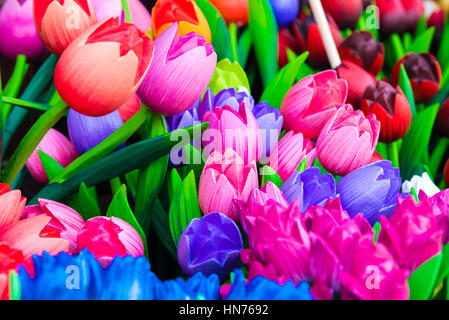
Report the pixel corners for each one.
[339,31,384,76]
[435,98,449,138]
[360,81,412,143]
[336,60,377,108]
[428,9,445,54]
[278,28,300,68]
[293,14,342,69]
[362,0,372,8]
[391,53,442,104]
[444,158,449,187]
[321,0,363,29]
[376,0,425,35]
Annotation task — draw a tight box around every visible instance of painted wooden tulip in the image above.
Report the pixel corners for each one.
[117,94,141,122]
[209,0,249,26]
[321,0,363,29]
[0,0,47,60]
[338,30,384,76]
[138,23,216,116]
[54,17,154,116]
[360,81,412,143]
[391,53,442,104]
[269,0,300,29]
[33,0,98,55]
[152,0,211,43]
[376,0,425,35]
[293,14,342,69]
[316,105,380,176]
[336,60,377,108]
[26,128,79,184]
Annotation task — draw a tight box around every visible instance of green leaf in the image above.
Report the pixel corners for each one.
[30,123,209,204]
[134,113,169,234]
[1,96,49,112]
[169,170,202,247]
[260,52,309,109]
[297,158,308,173]
[248,0,278,87]
[260,165,283,188]
[209,59,251,95]
[51,105,150,184]
[124,169,139,199]
[1,100,68,185]
[71,182,101,221]
[238,28,252,69]
[167,168,183,204]
[415,16,428,37]
[429,138,449,178]
[390,34,405,62]
[151,198,177,261]
[107,184,148,257]
[373,222,381,244]
[178,144,204,187]
[435,243,449,287]
[399,104,439,180]
[398,65,416,118]
[408,253,442,300]
[38,150,64,181]
[8,271,21,301]
[407,27,435,54]
[438,16,449,67]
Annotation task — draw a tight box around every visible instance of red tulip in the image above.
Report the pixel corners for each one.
[54,17,154,116]
[376,0,425,35]
[34,0,98,55]
[360,81,412,143]
[444,158,449,187]
[435,98,449,138]
[321,0,363,29]
[391,53,442,104]
[293,14,342,69]
[338,31,384,76]
[209,0,248,27]
[336,60,376,108]
[278,28,300,68]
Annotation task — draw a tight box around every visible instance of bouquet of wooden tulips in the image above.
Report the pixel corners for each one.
[1,0,449,301]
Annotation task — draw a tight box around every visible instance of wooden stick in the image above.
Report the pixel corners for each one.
[308,0,342,68]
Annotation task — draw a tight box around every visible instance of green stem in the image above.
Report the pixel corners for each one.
[388,142,400,168]
[110,177,122,195]
[121,0,132,23]
[430,138,449,177]
[391,34,405,62]
[1,101,69,185]
[228,23,239,63]
[1,96,50,112]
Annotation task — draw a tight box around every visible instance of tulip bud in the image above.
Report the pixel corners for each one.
[34,0,98,55]
[338,31,384,76]
[67,109,124,155]
[336,60,377,108]
[280,70,348,139]
[337,160,402,224]
[236,182,289,217]
[54,17,154,116]
[177,212,243,280]
[0,0,46,60]
[198,88,253,120]
[293,14,342,69]
[391,53,442,104]
[26,128,79,184]
[360,81,412,143]
[267,131,316,182]
[269,0,300,29]
[376,0,424,35]
[203,103,263,164]
[152,0,211,43]
[402,172,440,197]
[316,105,380,176]
[209,0,248,26]
[198,149,258,221]
[321,0,363,29]
[77,216,144,267]
[22,199,85,254]
[281,167,336,211]
[117,94,141,122]
[138,23,216,116]
[252,101,283,158]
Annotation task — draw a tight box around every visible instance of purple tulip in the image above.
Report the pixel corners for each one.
[177,212,243,281]
[336,160,402,224]
[67,109,124,155]
[281,167,336,212]
[199,88,283,157]
[165,100,201,167]
[0,0,47,60]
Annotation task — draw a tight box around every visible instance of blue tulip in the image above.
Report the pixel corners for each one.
[269,0,301,29]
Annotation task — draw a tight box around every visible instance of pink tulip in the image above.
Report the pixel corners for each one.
[198,149,258,221]
[280,70,348,139]
[203,103,263,164]
[128,0,152,33]
[34,0,98,55]
[138,23,217,116]
[77,216,144,267]
[339,235,410,300]
[22,199,85,254]
[316,105,380,176]
[378,195,443,272]
[26,128,79,184]
[242,181,289,212]
[267,131,316,182]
